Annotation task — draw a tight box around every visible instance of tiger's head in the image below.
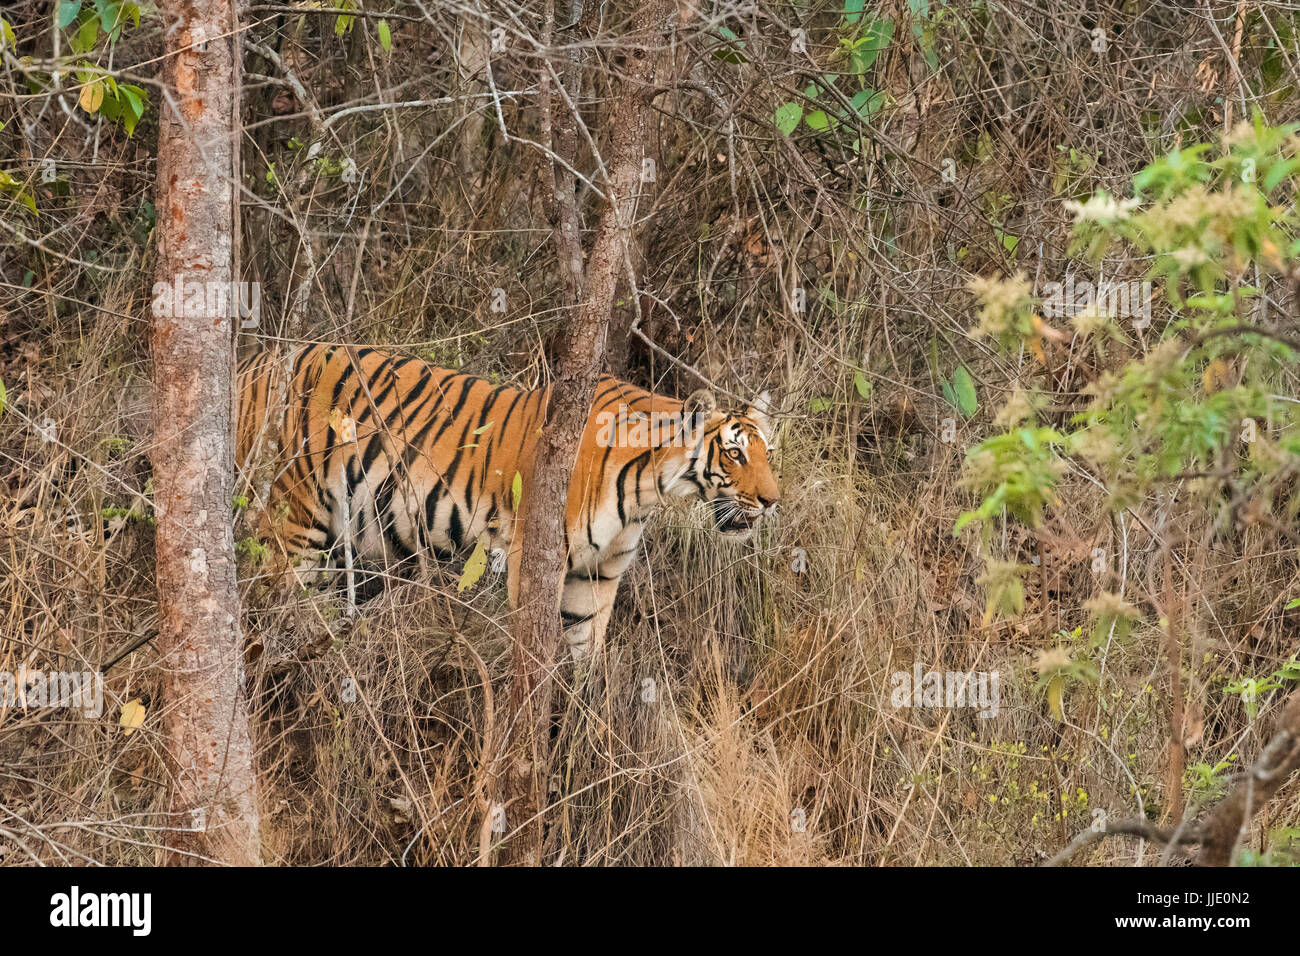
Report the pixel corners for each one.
[682,389,780,538]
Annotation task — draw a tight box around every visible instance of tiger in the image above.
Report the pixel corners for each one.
[235,344,780,658]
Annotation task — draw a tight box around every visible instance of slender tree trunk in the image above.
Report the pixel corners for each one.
[1162,545,1185,827]
[151,0,261,866]
[500,0,668,865]
[456,6,490,194]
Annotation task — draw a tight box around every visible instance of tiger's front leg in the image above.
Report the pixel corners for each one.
[255,496,334,593]
[559,571,621,660]
[504,537,621,660]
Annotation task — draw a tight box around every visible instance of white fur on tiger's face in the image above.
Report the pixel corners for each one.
[695,411,780,538]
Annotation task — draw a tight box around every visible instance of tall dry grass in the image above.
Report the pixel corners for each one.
[7,306,1299,865]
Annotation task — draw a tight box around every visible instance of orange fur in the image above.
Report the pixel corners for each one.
[236,344,779,656]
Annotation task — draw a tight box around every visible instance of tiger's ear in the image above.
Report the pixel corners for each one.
[746,391,772,435]
[684,388,717,418]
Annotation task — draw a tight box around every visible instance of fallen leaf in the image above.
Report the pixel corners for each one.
[120,698,145,735]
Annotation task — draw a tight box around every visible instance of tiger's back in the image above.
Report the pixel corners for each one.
[238,344,550,569]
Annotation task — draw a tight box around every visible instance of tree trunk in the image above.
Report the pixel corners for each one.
[456,6,490,195]
[151,0,262,866]
[499,0,668,865]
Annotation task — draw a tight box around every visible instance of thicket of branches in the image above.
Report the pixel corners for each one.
[3,0,1300,865]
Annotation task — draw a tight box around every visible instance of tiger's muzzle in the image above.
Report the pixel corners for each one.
[710,495,774,535]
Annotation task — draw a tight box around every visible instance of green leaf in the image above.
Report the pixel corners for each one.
[809,396,832,413]
[713,26,746,63]
[920,38,938,72]
[952,366,978,417]
[844,0,866,24]
[851,18,894,73]
[805,110,831,132]
[96,0,123,39]
[512,471,523,510]
[120,82,144,118]
[1263,156,1300,193]
[774,102,802,136]
[56,1,83,29]
[99,91,121,124]
[0,376,6,416]
[848,88,885,118]
[377,19,391,52]
[457,538,488,592]
[101,83,147,135]
[472,420,494,436]
[72,15,98,53]
[871,19,896,47]
[853,370,872,399]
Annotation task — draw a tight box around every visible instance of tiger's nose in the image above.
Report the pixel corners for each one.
[758,492,778,509]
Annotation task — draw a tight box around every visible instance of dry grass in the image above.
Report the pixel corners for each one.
[6,316,1299,866]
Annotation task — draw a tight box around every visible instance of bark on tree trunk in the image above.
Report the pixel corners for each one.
[1162,546,1186,826]
[151,0,262,866]
[456,6,490,194]
[499,0,668,865]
